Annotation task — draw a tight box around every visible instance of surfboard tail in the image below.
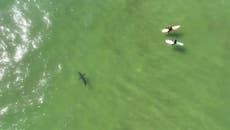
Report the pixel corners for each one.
[165,40,174,45]
[162,28,169,33]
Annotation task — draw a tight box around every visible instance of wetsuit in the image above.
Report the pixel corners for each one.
[173,40,177,45]
[168,26,173,32]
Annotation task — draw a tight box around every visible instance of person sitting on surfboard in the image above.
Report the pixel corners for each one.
[165,39,184,46]
[173,40,177,45]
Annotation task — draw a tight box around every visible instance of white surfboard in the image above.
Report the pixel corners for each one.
[161,28,169,33]
[172,25,181,30]
[176,41,184,46]
[165,39,184,46]
[161,25,181,33]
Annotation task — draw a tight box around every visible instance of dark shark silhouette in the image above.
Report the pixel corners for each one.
[78,72,88,86]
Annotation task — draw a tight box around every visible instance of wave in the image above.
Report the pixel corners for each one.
[0,0,54,128]
[0,0,51,77]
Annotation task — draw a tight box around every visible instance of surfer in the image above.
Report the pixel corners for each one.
[165,39,184,46]
[173,40,177,45]
[167,26,173,33]
[161,25,181,33]
[78,72,88,86]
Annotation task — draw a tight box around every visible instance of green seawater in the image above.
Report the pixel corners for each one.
[0,0,230,129]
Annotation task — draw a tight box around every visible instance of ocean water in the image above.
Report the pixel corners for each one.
[0,0,230,129]
[0,0,52,129]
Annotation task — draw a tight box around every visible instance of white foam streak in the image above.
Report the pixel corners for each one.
[0,51,10,80]
[0,2,52,126]
[0,50,10,63]
[12,5,31,62]
[0,106,8,116]
[0,68,6,80]
[0,41,10,80]
[57,64,62,72]
[14,45,27,62]
[38,96,44,104]
[10,1,51,62]
[43,13,51,28]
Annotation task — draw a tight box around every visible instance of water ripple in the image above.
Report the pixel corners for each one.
[0,0,52,127]
[0,0,51,81]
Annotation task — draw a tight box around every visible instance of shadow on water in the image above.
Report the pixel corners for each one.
[166,33,184,38]
[173,46,187,53]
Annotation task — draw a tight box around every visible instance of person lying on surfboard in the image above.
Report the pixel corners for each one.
[167,26,173,33]
[161,25,181,33]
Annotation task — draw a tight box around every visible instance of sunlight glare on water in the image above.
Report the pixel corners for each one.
[0,0,53,129]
